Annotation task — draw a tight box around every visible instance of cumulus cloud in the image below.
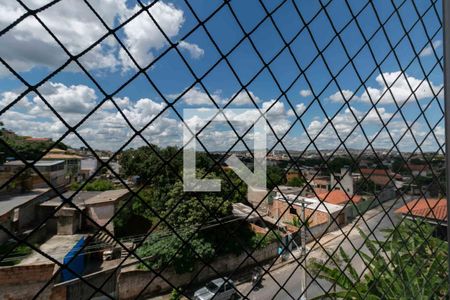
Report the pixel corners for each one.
[360,71,442,104]
[178,41,205,59]
[38,82,97,114]
[420,40,442,57]
[328,71,442,105]
[180,87,225,106]
[0,81,179,150]
[299,89,312,97]
[0,0,204,75]
[229,90,261,106]
[328,89,355,102]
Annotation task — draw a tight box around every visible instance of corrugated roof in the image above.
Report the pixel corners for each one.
[43,153,83,160]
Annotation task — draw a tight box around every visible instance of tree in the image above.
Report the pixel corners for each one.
[355,178,377,194]
[70,179,115,191]
[286,176,305,187]
[163,180,233,228]
[328,157,355,174]
[309,220,448,299]
[137,229,215,274]
[267,166,286,189]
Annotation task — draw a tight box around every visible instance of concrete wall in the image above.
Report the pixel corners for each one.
[118,243,278,299]
[53,267,118,300]
[87,204,115,233]
[0,263,56,300]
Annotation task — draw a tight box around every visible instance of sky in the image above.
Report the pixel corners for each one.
[0,0,445,155]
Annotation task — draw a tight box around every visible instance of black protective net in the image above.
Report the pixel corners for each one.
[0,0,447,299]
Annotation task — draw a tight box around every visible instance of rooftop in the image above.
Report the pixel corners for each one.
[19,234,86,265]
[396,198,447,223]
[274,194,344,215]
[43,153,83,160]
[3,160,65,167]
[0,189,50,217]
[232,203,262,221]
[84,189,130,205]
[317,190,362,205]
[40,191,103,208]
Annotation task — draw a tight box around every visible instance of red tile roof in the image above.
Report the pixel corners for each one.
[406,163,430,172]
[359,168,402,179]
[317,189,362,205]
[395,198,447,222]
[25,137,50,142]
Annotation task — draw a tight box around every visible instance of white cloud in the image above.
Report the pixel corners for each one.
[420,40,442,57]
[295,103,306,114]
[180,87,225,106]
[299,89,312,97]
[229,90,261,106]
[328,71,442,105]
[178,41,204,59]
[359,71,442,104]
[0,81,179,150]
[119,2,204,70]
[328,89,355,102]
[37,82,97,114]
[0,0,203,75]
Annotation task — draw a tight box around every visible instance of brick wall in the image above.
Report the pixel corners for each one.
[0,264,55,300]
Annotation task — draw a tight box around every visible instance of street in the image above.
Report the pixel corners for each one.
[236,196,410,299]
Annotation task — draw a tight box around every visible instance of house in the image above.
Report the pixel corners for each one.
[0,188,59,243]
[40,189,131,235]
[267,192,346,241]
[0,160,66,190]
[330,167,354,195]
[311,176,331,193]
[43,149,83,179]
[317,189,362,206]
[406,163,430,177]
[395,197,447,239]
[359,168,403,189]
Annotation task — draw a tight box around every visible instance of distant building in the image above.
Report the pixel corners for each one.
[40,189,131,235]
[359,168,403,189]
[267,193,346,240]
[330,167,354,195]
[395,197,447,239]
[316,189,362,206]
[24,137,50,142]
[406,163,430,177]
[0,160,66,190]
[43,148,83,179]
[311,176,331,193]
[79,157,99,180]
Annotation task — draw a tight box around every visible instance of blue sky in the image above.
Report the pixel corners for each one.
[0,0,444,154]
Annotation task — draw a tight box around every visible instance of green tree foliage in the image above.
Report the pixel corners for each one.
[310,220,448,299]
[0,126,66,163]
[70,179,116,191]
[355,178,377,193]
[286,176,305,187]
[163,180,232,228]
[412,176,433,188]
[328,157,354,174]
[220,169,247,204]
[137,229,215,274]
[267,166,286,189]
